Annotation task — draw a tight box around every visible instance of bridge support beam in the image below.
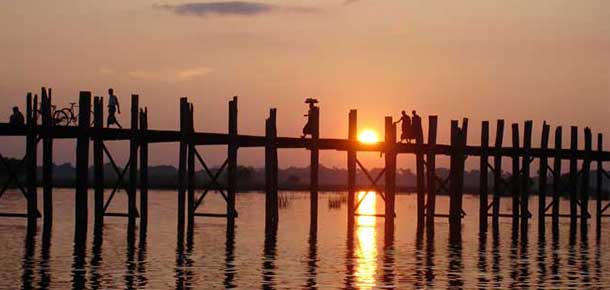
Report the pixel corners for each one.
[384,117,396,233]
[347,110,357,228]
[265,108,278,233]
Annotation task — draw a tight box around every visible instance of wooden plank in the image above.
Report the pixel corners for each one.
[425,116,438,225]
[128,95,139,230]
[41,88,53,225]
[520,121,532,236]
[552,127,562,228]
[194,213,229,218]
[492,120,505,225]
[596,133,603,233]
[511,123,520,226]
[347,110,357,226]
[569,126,578,227]
[265,108,278,232]
[93,96,104,226]
[139,108,149,230]
[227,97,238,220]
[75,91,91,244]
[538,122,550,232]
[384,117,396,233]
[479,121,489,231]
[581,127,592,234]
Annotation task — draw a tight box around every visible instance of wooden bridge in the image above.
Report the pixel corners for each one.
[1,88,610,243]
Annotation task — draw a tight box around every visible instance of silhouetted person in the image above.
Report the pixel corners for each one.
[9,106,25,126]
[412,110,423,142]
[107,88,122,128]
[394,110,412,143]
[301,98,318,138]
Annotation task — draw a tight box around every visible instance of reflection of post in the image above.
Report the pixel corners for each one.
[21,225,36,290]
[39,224,52,289]
[136,227,149,288]
[447,230,463,289]
[382,223,395,288]
[347,110,357,228]
[90,225,103,290]
[414,227,424,288]
[310,104,319,234]
[262,227,278,290]
[344,226,355,289]
[384,117,396,233]
[224,224,236,289]
[304,228,318,289]
[477,232,488,289]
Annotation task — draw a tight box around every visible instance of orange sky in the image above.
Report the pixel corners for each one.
[1,1,609,169]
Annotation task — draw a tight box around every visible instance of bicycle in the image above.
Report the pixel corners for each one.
[35,102,94,127]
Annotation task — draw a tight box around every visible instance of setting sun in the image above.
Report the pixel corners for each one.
[358,129,379,144]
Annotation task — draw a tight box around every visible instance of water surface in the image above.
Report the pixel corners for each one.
[0,189,608,289]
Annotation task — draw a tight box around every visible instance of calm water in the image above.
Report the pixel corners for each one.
[1,188,609,289]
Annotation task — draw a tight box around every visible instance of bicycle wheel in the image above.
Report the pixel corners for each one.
[53,110,70,126]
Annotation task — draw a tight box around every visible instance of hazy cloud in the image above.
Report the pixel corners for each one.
[155,1,317,17]
[122,66,213,82]
[342,0,359,6]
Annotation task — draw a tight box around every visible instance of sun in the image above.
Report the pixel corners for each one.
[358,129,379,144]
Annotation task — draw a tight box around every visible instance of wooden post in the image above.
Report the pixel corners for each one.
[384,117,396,233]
[449,120,466,231]
[265,109,278,232]
[415,117,425,228]
[228,97,238,221]
[310,106,319,233]
[26,93,38,223]
[139,108,149,230]
[75,91,91,244]
[552,127,562,229]
[538,122,550,233]
[479,121,489,231]
[42,88,53,225]
[187,103,195,235]
[492,120,505,225]
[93,97,104,226]
[569,126,578,227]
[596,133,603,233]
[128,95,139,229]
[581,128,592,234]
[520,121,532,236]
[511,123,520,227]
[425,116,438,225]
[177,98,188,240]
[347,110,357,226]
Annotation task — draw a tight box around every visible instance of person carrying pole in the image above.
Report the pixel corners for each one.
[301,98,319,138]
[411,110,423,142]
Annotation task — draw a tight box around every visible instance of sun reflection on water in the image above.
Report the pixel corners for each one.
[355,191,377,289]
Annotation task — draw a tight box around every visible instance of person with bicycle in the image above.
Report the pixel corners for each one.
[107,88,122,128]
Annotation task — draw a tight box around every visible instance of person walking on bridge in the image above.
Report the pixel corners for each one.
[394,110,411,143]
[107,88,122,129]
[411,110,423,143]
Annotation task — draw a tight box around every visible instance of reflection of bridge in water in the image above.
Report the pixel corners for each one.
[2,87,610,255]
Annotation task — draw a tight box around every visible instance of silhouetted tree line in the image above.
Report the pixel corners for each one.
[1,160,609,195]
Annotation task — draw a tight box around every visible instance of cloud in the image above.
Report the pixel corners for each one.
[126,66,213,82]
[155,1,317,17]
[342,0,359,6]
